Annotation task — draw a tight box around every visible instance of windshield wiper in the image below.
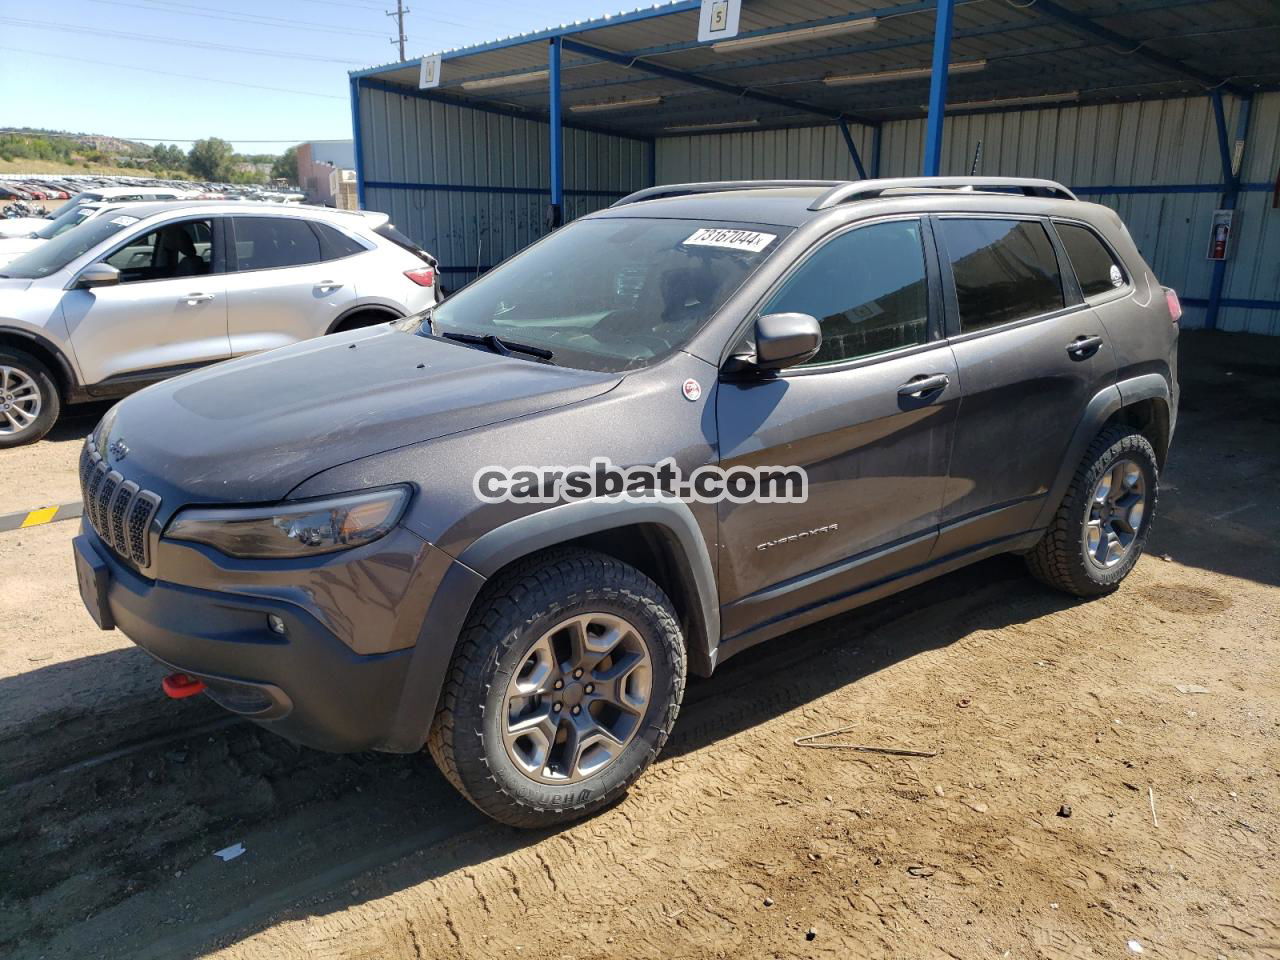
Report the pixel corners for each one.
[439,330,554,362]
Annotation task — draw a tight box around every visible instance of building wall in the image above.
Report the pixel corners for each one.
[656,122,875,183]
[355,81,652,285]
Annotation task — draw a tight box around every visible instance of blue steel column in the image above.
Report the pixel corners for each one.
[1206,91,1252,331]
[348,76,366,209]
[548,37,564,226]
[922,0,956,176]
[837,119,868,180]
[871,124,883,179]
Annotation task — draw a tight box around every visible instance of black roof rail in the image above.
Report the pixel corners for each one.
[808,177,1078,210]
[611,180,843,208]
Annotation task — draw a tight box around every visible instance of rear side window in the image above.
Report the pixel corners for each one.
[232,217,323,271]
[937,218,1065,332]
[313,222,368,260]
[760,219,930,365]
[1057,221,1127,298]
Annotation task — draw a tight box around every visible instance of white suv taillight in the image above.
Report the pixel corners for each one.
[1165,288,1182,325]
[404,267,435,287]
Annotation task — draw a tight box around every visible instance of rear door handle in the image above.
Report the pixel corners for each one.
[1067,335,1104,358]
[184,293,215,304]
[898,373,951,398]
[315,280,344,291]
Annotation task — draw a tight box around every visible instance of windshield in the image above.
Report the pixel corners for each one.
[421,217,789,373]
[32,204,98,240]
[0,213,140,279]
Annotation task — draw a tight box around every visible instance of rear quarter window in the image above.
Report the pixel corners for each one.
[1056,221,1128,298]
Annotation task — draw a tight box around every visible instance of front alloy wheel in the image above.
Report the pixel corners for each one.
[428,548,686,828]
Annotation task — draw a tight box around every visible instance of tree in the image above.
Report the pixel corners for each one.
[271,145,299,185]
[187,137,235,181]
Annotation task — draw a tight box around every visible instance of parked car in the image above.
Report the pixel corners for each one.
[0,200,122,245]
[54,185,194,219]
[0,201,440,445]
[72,177,1179,827]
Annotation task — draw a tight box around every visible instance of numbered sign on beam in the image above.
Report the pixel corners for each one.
[698,0,740,43]
[419,54,442,89]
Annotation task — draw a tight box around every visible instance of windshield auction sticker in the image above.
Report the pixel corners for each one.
[681,228,776,253]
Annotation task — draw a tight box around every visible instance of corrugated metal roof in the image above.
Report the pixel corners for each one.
[352,0,1280,135]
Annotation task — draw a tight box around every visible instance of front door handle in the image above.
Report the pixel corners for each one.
[184,293,215,305]
[315,280,344,291]
[1067,334,1104,359]
[898,373,951,398]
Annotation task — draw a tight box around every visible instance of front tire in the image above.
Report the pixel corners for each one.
[0,349,60,448]
[428,548,686,828]
[1026,426,1158,597]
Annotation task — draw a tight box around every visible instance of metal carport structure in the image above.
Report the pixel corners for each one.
[349,0,1280,333]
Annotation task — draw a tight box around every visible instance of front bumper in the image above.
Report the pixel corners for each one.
[75,521,479,753]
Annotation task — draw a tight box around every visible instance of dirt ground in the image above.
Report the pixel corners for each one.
[0,331,1276,960]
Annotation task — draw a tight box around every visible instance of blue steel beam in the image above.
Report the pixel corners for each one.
[922,0,956,175]
[558,37,877,127]
[837,119,869,179]
[1205,93,1253,331]
[549,38,564,220]
[349,77,366,209]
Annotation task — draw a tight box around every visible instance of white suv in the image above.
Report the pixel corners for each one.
[0,202,439,446]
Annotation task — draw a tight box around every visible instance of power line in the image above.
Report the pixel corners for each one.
[87,0,391,40]
[0,47,348,101]
[0,16,365,65]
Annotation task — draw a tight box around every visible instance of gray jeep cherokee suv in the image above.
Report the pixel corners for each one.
[73,177,1179,827]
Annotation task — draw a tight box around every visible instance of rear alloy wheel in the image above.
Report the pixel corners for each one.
[0,350,60,448]
[1026,426,1158,597]
[428,548,686,827]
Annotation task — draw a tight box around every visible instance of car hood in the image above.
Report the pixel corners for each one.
[0,218,45,238]
[0,238,42,267]
[103,327,621,504]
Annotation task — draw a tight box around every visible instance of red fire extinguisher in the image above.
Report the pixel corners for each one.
[1210,222,1229,260]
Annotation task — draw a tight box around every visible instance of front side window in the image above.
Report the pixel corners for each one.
[232,217,323,271]
[421,217,789,373]
[1057,221,1127,298]
[759,219,929,366]
[104,219,214,283]
[937,218,1065,332]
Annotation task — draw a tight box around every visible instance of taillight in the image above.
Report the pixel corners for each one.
[404,267,435,287]
[1165,288,1182,325]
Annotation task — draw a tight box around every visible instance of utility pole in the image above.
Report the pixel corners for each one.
[387,0,409,62]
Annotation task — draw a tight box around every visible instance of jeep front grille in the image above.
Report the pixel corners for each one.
[80,441,162,568]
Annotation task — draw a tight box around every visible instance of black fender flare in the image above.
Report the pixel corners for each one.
[0,325,81,398]
[381,498,721,753]
[1031,374,1172,531]
[323,302,403,335]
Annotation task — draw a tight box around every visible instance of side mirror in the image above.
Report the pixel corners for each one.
[76,263,120,289]
[752,312,822,370]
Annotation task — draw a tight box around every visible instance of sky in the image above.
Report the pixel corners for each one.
[0,0,615,155]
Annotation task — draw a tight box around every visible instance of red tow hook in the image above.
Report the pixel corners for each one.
[162,672,207,699]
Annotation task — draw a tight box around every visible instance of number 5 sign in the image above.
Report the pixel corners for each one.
[698,0,741,43]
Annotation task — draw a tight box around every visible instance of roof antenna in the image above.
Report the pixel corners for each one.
[969,139,983,175]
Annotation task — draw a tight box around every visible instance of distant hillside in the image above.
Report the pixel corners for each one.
[3,128,154,156]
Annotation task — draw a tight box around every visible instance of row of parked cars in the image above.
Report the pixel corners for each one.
[0,174,301,204]
[0,197,440,445]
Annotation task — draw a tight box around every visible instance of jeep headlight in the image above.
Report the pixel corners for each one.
[165,487,410,558]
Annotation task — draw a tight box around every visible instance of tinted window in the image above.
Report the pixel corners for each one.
[938,218,1064,331]
[761,220,929,365]
[233,217,323,271]
[104,219,214,282]
[313,222,367,260]
[1057,221,1126,298]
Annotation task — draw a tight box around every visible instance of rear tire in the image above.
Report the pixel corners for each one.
[0,349,60,448]
[428,548,686,828]
[1026,426,1158,597]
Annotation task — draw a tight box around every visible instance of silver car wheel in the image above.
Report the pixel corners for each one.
[1084,457,1146,569]
[0,365,42,436]
[501,612,653,785]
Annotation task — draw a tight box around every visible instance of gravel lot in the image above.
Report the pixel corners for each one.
[0,331,1276,959]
